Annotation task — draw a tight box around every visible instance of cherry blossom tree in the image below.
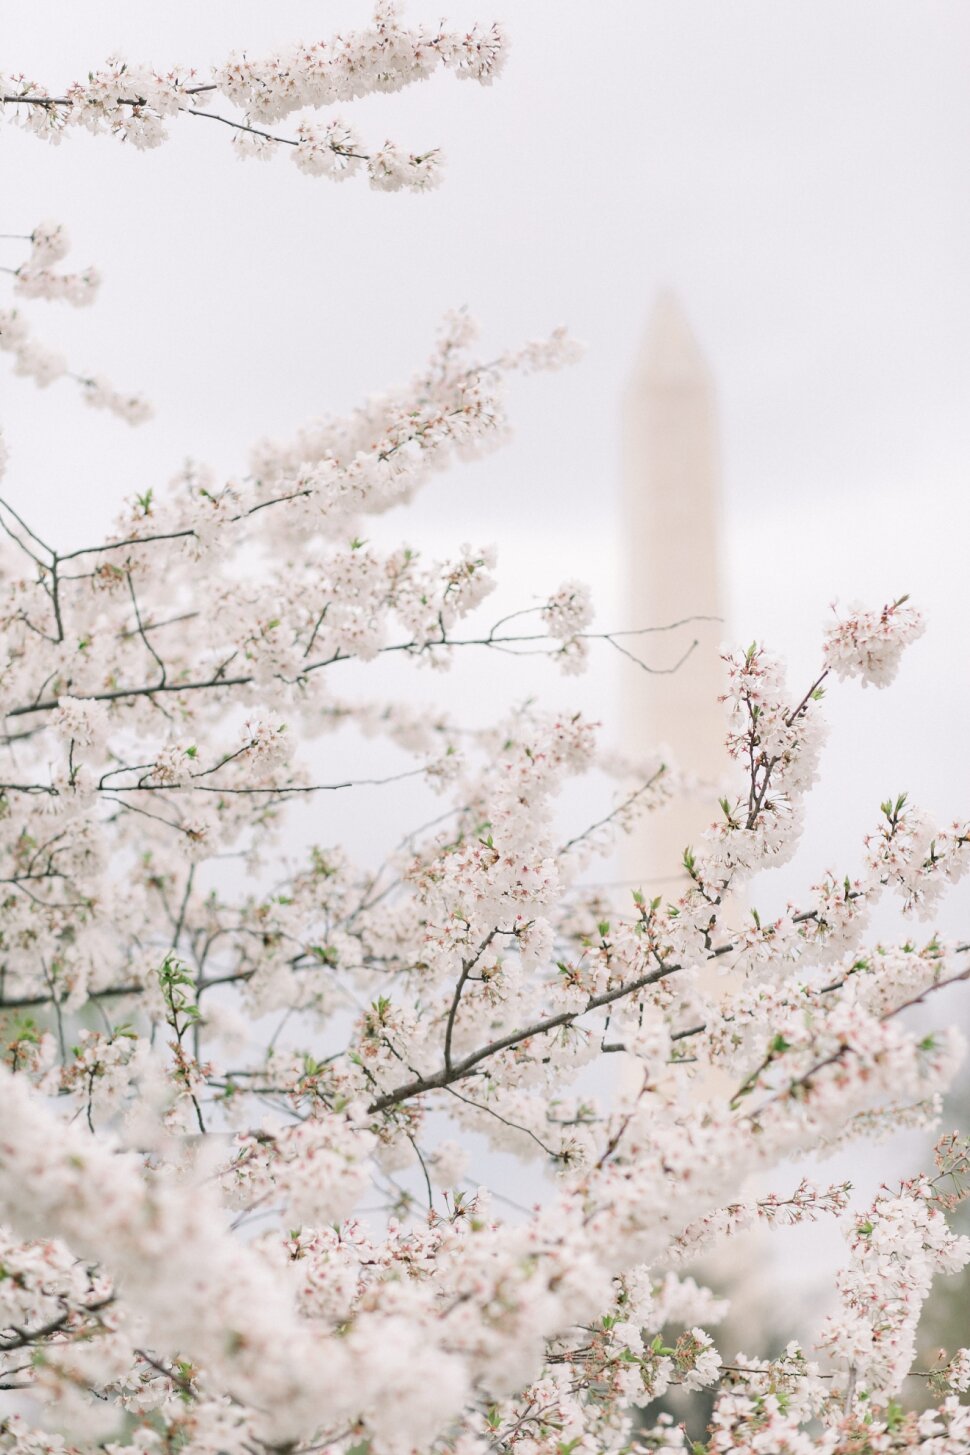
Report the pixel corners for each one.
[1,7,969,1455]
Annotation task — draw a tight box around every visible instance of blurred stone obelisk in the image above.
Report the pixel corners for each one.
[621,291,726,893]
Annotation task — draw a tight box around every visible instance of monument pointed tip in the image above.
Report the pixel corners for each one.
[631,289,712,389]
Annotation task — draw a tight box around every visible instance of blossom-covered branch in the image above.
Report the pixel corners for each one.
[0,221,151,424]
[1,1,506,190]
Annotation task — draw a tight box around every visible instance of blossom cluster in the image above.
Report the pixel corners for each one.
[819,1159,970,1401]
[0,222,150,423]
[8,219,100,305]
[823,595,926,689]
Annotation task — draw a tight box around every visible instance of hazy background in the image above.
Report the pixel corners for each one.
[3,0,970,1357]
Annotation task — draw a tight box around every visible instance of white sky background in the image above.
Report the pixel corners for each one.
[3,0,970,1338]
